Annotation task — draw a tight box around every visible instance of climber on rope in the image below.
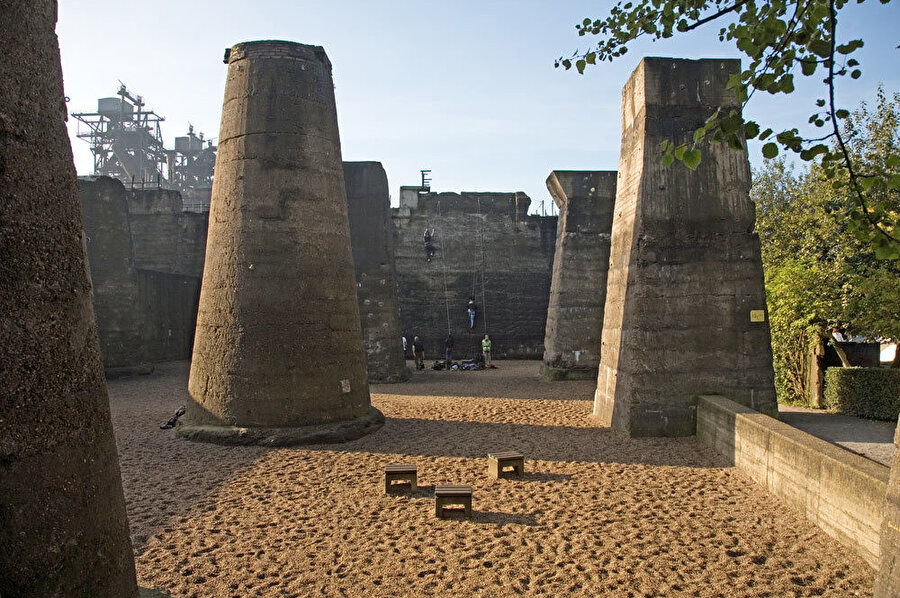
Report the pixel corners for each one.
[423,228,436,262]
[467,296,477,329]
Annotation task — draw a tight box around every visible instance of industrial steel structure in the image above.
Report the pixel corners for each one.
[72,84,216,209]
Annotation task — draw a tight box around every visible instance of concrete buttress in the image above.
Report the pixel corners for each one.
[542,171,617,381]
[594,57,777,437]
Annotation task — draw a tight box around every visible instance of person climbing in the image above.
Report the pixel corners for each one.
[402,335,408,357]
[467,296,477,329]
[423,228,436,262]
[413,335,425,370]
[481,334,492,367]
[444,333,454,364]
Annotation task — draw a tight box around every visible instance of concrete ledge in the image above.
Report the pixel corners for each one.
[540,364,598,381]
[697,395,888,568]
[176,407,385,447]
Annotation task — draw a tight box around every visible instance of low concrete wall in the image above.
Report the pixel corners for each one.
[697,395,888,568]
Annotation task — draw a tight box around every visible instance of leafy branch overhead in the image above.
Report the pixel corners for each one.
[558,0,899,258]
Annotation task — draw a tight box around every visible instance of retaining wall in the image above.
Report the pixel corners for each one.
[697,395,888,568]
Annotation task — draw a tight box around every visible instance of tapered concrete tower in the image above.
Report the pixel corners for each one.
[594,58,776,437]
[182,41,381,445]
[541,171,617,380]
[0,1,138,595]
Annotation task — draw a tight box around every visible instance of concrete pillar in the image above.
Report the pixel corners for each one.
[541,171,616,380]
[875,418,900,597]
[594,58,777,437]
[79,177,147,372]
[182,41,381,445]
[343,161,409,383]
[0,1,138,595]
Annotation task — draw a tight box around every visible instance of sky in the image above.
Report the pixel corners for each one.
[57,1,900,213]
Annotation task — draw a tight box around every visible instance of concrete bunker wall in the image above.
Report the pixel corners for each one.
[344,162,408,382]
[79,177,207,368]
[392,190,557,359]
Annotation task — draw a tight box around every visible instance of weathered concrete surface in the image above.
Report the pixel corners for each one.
[78,177,207,366]
[344,162,408,382]
[185,41,374,436]
[393,190,556,359]
[875,419,900,596]
[541,171,616,380]
[0,1,138,595]
[79,177,146,369]
[595,58,777,436]
[698,396,887,569]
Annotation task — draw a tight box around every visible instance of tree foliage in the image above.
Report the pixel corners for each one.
[560,0,900,257]
[752,90,900,403]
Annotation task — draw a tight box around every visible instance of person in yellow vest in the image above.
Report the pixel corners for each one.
[481,334,492,367]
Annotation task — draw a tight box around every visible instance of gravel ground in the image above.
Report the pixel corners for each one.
[109,360,875,598]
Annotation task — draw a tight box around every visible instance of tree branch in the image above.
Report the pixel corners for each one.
[826,0,899,244]
[683,0,752,32]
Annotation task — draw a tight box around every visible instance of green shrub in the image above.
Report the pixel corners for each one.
[824,367,900,421]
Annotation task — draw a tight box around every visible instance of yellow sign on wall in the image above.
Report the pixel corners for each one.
[750,310,766,322]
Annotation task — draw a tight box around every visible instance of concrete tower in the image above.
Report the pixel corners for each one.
[0,1,138,595]
[594,58,777,437]
[343,161,409,383]
[541,171,617,380]
[182,41,381,445]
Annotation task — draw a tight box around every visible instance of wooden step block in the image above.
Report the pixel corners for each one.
[488,452,524,479]
[384,463,417,493]
[434,484,472,519]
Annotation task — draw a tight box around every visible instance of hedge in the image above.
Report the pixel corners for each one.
[824,367,900,421]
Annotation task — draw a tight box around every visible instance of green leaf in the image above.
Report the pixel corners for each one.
[851,69,862,79]
[693,127,706,144]
[683,149,702,170]
[585,52,596,65]
[836,109,849,119]
[759,128,773,140]
[674,144,687,160]
[727,133,743,150]
[661,153,675,167]
[801,60,817,76]
[576,59,586,74]
[762,142,779,159]
[744,121,760,139]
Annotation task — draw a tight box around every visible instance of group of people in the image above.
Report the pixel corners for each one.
[402,332,492,371]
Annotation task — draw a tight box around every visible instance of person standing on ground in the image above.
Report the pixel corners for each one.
[444,333,454,364]
[413,335,425,370]
[482,334,492,367]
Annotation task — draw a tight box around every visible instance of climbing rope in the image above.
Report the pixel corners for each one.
[436,200,452,335]
[477,197,488,334]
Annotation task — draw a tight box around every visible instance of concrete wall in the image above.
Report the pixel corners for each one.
[393,189,557,359]
[79,177,145,369]
[344,162,408,382]
[541,171,616,380]
[595,57,777,437]
[875,419,900,596]
[697,395,888,569]
[79,177,208,367]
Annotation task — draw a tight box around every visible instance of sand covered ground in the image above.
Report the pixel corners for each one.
[109,361,875,597]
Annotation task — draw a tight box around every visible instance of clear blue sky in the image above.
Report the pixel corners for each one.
[57,1,899,212]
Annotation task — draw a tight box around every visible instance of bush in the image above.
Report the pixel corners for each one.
[824,367,900,421]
